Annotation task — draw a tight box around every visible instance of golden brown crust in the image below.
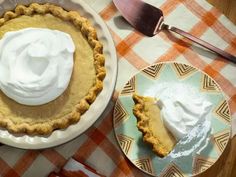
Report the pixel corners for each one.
[133,93,173,157]
[0,3,106,135]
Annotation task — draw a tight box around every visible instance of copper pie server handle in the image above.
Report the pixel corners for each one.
[162,24,236,63]
[113,0,236,63]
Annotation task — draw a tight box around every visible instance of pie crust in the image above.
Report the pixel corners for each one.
[0,3,106,135]
[133,94,176,157]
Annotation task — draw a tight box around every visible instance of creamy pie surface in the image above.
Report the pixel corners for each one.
[133,94,176,157]
[0,3,105,134]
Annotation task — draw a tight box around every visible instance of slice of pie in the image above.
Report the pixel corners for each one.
[132,93,176,157]
[0,3,106,135]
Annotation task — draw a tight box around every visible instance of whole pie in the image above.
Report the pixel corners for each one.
[132,94,176,157]
[0,3,106,134]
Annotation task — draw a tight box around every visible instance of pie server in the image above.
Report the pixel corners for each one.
[113,0,236,64]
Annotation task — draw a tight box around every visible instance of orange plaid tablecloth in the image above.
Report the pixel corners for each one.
[0,0,236,177]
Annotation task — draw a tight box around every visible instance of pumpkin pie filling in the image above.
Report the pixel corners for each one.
[0,3,105,134]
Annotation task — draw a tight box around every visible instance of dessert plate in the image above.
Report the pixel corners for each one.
[113,62,231,176]
[0,0,117,149]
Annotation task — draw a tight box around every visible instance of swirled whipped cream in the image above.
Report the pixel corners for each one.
[0,28,75,105]
[155,83,212,141]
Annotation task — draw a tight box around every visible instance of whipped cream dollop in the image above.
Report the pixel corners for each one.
[0,28,75,105]
[156,83,212,141]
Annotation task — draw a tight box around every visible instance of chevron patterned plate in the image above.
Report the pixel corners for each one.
[113,62,231,177]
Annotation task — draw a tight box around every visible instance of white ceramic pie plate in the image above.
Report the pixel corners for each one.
[0,0,117,149]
